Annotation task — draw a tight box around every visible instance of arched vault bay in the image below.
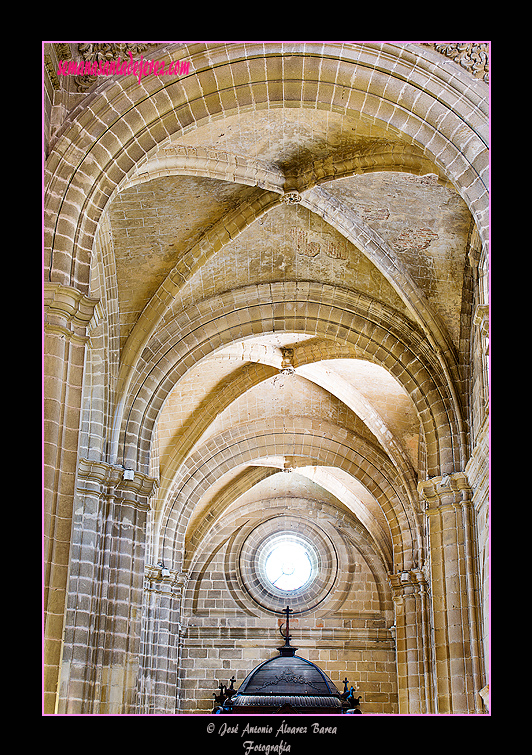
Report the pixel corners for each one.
[151,344,422,576]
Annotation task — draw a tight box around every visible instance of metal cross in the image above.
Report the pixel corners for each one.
[280,605,293,643]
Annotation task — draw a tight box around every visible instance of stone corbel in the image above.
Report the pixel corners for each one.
[44,283,101,345]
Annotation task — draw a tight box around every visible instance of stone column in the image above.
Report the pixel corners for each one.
[389,568,433,714]
[465,417,489,702]
[418,472,484,714]
[43,283,100,714]
[57,459,158,714]
[136,566,188,714]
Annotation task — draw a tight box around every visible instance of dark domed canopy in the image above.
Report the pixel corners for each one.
[213,607,361,715]
[230,653,344,713]
[238,653,340,697]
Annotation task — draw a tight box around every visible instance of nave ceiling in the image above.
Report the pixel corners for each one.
[90,101,475,583]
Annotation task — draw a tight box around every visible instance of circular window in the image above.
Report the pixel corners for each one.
[264,539,313,591]
[237,517,338,614]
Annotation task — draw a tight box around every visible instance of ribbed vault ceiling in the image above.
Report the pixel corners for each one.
[102,102,473,578]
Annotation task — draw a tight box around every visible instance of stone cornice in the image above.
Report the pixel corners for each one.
[184,624,393,646]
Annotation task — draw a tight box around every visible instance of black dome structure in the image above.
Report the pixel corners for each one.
[213,607,361,715]
[230,653,344,714]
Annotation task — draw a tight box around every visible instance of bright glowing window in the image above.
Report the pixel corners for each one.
[264,541,313,591]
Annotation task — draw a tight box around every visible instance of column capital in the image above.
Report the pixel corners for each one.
[77,458,159,507]
[418,471,472,512]
[145,564,188,597]
[44,282,101,344]
[389,568,429,596]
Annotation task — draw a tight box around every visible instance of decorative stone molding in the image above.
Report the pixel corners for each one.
[418,471,472,512]
[54,43,73,62]
[77,458,158,504]
[124,145,285,197]
[388,568,428,596]
[44,54,60,91]
[234,516,338,614]
[479,684,489,712]
[422,43,489,83]
[43,283,101,345]
[66,43,490,93]
[466,416,489,503]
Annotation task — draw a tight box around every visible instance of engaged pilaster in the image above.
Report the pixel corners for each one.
[137,566,188,714]
[389,568,433,714]
[57,459,158,714]
[418,472,485,714]
[43,283,100,714]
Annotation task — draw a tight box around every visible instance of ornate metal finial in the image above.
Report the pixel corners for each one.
[212,675,238,712]
[278,605,298,656]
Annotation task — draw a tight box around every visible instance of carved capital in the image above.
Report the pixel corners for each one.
[418,471,472,512]
[77,458,158,506]
[145,564,188,597]
[389,568,428,596]
[422,43,489,83]
[43,283,101,345]
[73,43,163,91]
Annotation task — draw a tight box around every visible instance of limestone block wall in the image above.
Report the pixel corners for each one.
[179,497,397,714]
[180,619,397,714]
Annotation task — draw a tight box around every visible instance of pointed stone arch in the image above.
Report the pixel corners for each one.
[157,416,420,574]
[45,41,489,294]
[115,282,464,480]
